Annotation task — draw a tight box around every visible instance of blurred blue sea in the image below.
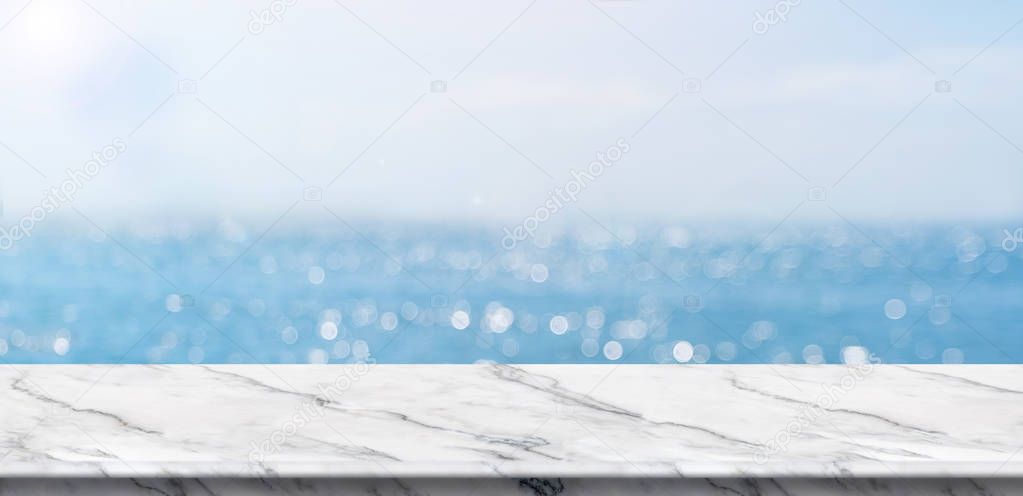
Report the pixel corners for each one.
[0,220,1020,364]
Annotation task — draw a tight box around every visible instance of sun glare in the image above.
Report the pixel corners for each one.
[17,0,82,56]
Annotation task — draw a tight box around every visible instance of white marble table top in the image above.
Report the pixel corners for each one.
[1,364,1020,478]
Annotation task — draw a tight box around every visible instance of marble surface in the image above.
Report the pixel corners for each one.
[1,364,1021,478]
[3,478,1023,495]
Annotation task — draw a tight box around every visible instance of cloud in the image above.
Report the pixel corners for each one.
[0,1,1020,223]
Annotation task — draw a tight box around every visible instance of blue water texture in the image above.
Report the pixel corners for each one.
[0,220,1019,364]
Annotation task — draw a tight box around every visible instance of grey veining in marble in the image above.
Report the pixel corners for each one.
[3,478,1023,496]
[1,364,1021,478]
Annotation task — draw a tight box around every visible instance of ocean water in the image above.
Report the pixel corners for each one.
[0,220,1019,364]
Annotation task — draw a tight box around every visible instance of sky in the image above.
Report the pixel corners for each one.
[1,0,1021,226]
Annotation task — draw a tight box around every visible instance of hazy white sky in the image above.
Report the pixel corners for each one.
[1,0,1021,225]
